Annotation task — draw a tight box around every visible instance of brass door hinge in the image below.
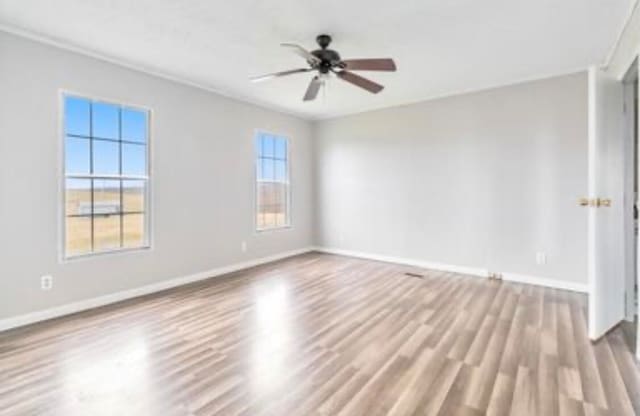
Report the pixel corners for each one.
[579,198,612,207]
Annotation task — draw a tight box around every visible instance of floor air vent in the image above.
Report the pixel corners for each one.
[404,272,425,279]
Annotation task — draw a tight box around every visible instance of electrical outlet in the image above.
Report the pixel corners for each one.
[41,275,53,291]
[241,241,247,253]
[536,252,547,265]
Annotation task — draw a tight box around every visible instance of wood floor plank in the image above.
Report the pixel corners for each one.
[0,252,638,416]
[509,365,538,416]
[538,352,559,416]
[486,373,516,416]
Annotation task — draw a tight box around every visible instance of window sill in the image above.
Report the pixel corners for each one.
[256,225,292,233]
[62,245,151,263]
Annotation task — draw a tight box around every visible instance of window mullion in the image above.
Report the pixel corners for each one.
[89,101,95,252]
[119,107,124,249]
[274,156,279,226]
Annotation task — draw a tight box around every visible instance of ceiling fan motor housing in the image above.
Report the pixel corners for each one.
[311,34,341,73]
[311,49,341,73]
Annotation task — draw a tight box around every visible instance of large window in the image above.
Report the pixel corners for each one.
[255,132,290,230]
[63,95,150,258]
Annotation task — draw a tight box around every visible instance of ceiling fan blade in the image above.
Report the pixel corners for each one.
[303,76,322,101]
[336,71,384,94]
[341,59,397,71]
[281,43,321,65]
[250,68,312,82]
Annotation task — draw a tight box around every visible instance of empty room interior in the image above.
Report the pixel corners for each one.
[2,1,640,415]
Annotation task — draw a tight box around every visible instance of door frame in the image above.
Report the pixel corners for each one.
[621,58,639,359]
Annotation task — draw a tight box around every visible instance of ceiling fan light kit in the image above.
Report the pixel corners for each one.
[251,34,397,101]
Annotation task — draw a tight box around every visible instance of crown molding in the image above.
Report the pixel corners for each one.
[0,23,593,121]
[0,23,312,121]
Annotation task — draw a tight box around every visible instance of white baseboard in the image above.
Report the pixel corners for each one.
[0,247,313,332]
[501,271,588,293]
[313,246,588,293]
[313,246,487,277]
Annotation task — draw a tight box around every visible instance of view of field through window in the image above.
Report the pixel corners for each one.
[64,96,149,257]
[256,133,290,230]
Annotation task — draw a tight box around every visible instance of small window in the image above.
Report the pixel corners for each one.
[255,132,290,230]
[63,95,150,258]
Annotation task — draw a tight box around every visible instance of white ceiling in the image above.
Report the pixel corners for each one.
[0,0,633,119]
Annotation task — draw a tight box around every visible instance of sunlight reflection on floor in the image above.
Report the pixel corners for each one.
[250,280,293,397]
[60,331,151,415]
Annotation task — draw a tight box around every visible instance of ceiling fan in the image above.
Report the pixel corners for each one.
[250,34,397,101]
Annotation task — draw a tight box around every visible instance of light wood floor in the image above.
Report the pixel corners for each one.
[1,253,639,415]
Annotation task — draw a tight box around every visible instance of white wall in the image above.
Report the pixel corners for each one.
[314,73,589,287]
[0,32,314,320]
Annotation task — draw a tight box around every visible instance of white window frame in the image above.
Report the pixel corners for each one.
[254,130,292,232]
[60,91,152,260]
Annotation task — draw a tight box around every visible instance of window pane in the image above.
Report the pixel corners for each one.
[65,179,91,216]
[274,203,285,227]
[122,180,145,212]
[275,138,287,159]
[66,216,92,256]
[93,140,120,175]
[262,210,277,228]
[276,185,288,226]
[123,213,146,248]
[261,158,274,181]
[122,108,147,143]
[272,181,281,208]
[65,96,90,136]
[93,179,121,215]
[94,214,121,251]
[93,102,120,139]
[275,160,287,182]
[122,143,146,176]
[260,181,275,206]
[65,137,90,174]
[272,181,284,227]
[261,135,275,158]
[256,212,265,229]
